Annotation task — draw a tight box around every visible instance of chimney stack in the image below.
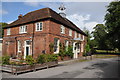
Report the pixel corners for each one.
[18,14,23,19]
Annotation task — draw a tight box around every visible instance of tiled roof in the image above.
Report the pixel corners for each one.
[5,8,87,36]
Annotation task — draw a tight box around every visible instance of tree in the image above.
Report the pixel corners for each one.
[105,1,120,50]
[0,22,8,38]
[83,27,97,49]
[92,24,111,49]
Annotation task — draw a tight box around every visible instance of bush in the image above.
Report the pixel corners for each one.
[37,54,58,64]
[37,54,47,64]
[66,46,74,58]
[58,51,66,60]
[47,54,58,62]
[25,55,35,65]
[51,54,58,61]
[83,44,91,56]
[2,56,10,65]
[58,43,66,60]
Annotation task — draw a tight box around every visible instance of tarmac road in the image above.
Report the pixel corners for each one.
[2,57,120,78]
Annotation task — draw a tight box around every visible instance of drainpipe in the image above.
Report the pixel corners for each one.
[15,37,17,57]
[32,23,35,57]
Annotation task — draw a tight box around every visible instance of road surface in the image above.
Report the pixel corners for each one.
[2,57,120,78]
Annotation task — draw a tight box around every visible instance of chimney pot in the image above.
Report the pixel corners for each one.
[18,14,23,19]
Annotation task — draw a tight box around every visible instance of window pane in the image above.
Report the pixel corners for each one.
[25,26,27,32]
[18,41,21,52]
[54,38,58,52]
[40,23,42,30]
[7,28,10,35]
[26,41,31,45]
[37,23,39,30]
[61,25,65,34]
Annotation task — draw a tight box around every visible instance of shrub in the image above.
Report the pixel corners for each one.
[37,54,58,64]
[49,43,54,54]
[66,46,74,58]
[9,61,16,65]
[51,54,58,61]
[58,43,66,60]
[25,55,35,65]
[83,44,91,56]
[37,54,47,64]
[2,56,10,65]
[47,54,58,62]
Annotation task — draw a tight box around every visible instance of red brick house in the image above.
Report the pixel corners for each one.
[2,8,87,59]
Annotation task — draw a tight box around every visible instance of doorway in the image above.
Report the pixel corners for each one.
[24,40,31,59]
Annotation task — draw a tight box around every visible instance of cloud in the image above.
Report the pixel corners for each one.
[7,21,14,24]
[24,2,40,7]
[0,9,8,15]
[85,22,98,33]
[67,14,98,33]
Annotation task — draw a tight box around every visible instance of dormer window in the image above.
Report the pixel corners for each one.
[35,22,43,31]
[19,25,27,34]
[7,28,11,35]
[61,25,65,34]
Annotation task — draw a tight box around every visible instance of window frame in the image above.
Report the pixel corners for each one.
[78,34,80,38]
[18,40,22,52]
[19,25,27,34]
[7,28,11,35]
[74,32,77,38]
[35,22,43,31]
[69,29,72,36]
[60,25,65,34]
[54,38,60,54]
[65,40,69,51]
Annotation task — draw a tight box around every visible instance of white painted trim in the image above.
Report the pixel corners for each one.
[17,40,21,53]
[60,25,65,34]
[35,22,43,31]
[69,29,72,36]
[73,42,78,59]
[81,43,84,52]
[54,39,60,54]
[19,25,27,34]
[7,28,11,35]
[24,40,31,59]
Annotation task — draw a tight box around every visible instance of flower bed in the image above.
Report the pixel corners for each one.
[2,61,58,75]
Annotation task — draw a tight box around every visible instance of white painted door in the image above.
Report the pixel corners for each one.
[73,42,78,59]
[24,40,31,59]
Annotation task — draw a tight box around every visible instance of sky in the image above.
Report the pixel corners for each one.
[0,1,114,33]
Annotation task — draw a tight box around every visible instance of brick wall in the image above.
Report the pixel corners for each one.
[2,19,87,59]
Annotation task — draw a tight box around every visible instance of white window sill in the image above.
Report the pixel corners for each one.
[61,32,65,34]
[54,51,59,54]
[36,30,43,32]
[18,51,21,53]
[19,32,27,34]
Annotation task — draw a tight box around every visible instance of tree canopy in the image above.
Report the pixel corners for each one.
[92,24,110,49]
[0,22,8,38]
[105,1,120,50]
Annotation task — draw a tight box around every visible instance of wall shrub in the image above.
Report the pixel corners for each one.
[2,55,10,65]
[66,46,74,58]
[25,55,35,65]
[37,54,47,64]
[37,54,58,64]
